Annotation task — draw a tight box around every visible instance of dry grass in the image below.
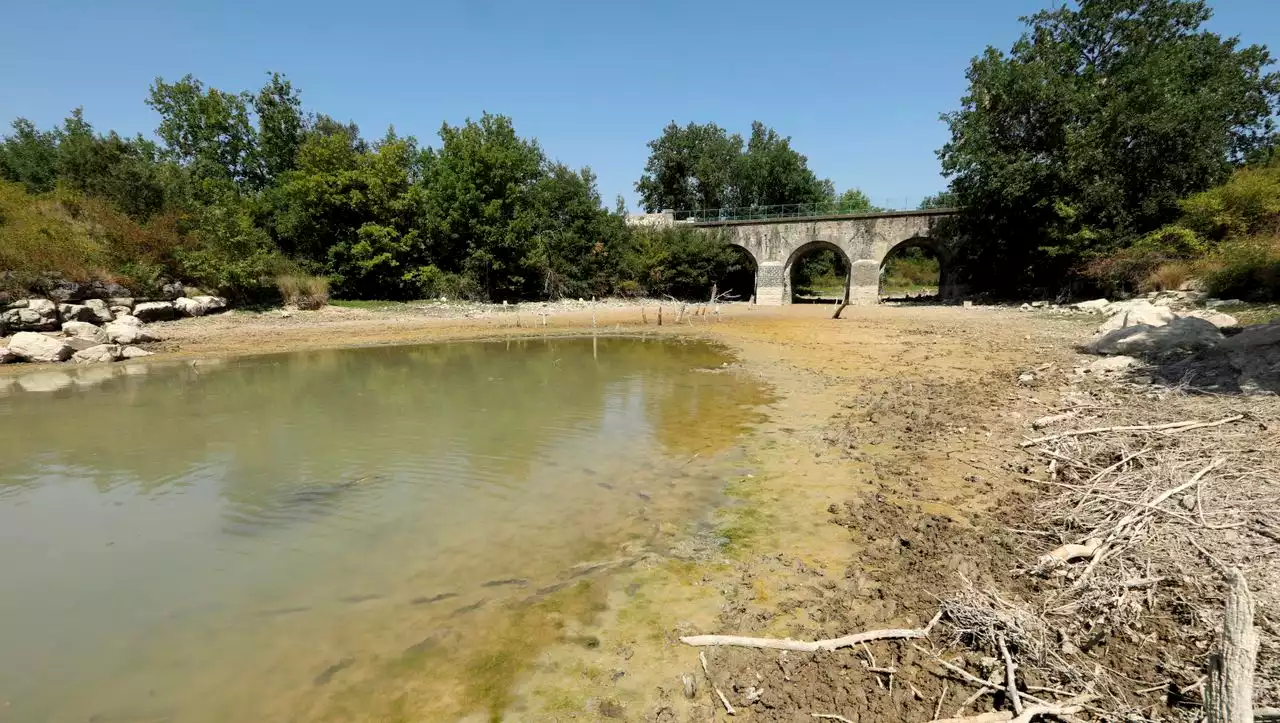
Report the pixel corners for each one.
[1143,261,1194,292]
[276,274,330,310]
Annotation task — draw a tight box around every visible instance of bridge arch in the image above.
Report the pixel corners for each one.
[879,236,944,299]
[718,242,759,302]
[783,240,850,304]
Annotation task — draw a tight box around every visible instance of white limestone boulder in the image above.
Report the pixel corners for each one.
[72,344,124,364]
[1073,298,1111,313]
[192,295,228,313]
[58,303,98,323]
[83,298,114,324]
[132,301,176,322]
[120,346,154,359]
[62,321,108,342]
[103,322,160,345]
[174,296,207,317]
[1179,309,1238,329]
[1,299,59,331]
[1095,300,1176,335]
[7,331,74,362]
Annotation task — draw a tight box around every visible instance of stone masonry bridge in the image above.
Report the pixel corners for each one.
[687,209,957,305]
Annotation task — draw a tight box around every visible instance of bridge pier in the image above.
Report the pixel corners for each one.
[848,261,880,305]
[755,262,785,306]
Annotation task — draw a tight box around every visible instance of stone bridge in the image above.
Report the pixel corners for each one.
[687,209,956,305]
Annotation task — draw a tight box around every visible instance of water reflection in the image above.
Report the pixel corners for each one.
[0,336,767,722]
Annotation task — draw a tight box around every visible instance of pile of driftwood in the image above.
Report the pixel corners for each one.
[678,384,1278,721]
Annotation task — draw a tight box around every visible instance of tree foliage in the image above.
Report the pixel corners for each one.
[939,0,1279,294]
[635,121,832,213]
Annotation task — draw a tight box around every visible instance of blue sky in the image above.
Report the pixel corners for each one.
[2,0,1276,210]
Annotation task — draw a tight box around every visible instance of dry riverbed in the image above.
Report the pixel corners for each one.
[10,301,1275,721]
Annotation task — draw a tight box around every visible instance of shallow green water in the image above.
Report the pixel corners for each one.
[0,337,764,722]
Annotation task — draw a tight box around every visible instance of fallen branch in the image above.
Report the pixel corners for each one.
[1019,416,1243,448]
[1206,569,1258,723]
[811,714,855,723]
[1009,695,1095,723]
[998,634,1024,715]
[934,713,1012,723]
[681,611,942,652]
[911,643,1000,691]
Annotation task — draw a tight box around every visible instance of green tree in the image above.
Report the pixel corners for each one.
[918,191,957,209]
[523,164,627,298]
[148,75,259,187]
[939,0,1279,294]
[56,109,171,219]
[835,188,879,213]
[735,121,832,208]
[0,119,59,193]
[635,121,743,213]
[253,72,307,184]
[420,113,544,300]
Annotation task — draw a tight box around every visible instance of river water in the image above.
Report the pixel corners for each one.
[0,336,767,722]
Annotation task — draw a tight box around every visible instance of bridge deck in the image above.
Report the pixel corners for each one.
[686,207,957,228]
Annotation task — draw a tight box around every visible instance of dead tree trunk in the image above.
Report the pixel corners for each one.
[1206,568,1259,723]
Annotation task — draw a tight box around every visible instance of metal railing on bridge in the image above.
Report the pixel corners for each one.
[677,199,947,223]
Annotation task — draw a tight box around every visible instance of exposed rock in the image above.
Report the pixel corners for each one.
[108,297,135,310]
[46,280,80,302]
[1095,300,1176,335]
[1086,316,1223,357]
[16,370,74,393]
[0,347,17,364]
[62,320,107,341]
[161,281,185,300]
[132,301,177,322]
[1,299,59,331]
[1220,322,1280,394]
[120,346,154,359]
[103,322,160,345]
[192,295,228,313]
[1205,299,1243,309]
[6,299,28,309]
[1087,355,1140,374]
[7,331,74,362]
[174,296,207,317]
[109,305,133,319]
[1179,309,1238,329]
[1073,298,1111,312]
[110,314,143,328]
[65,337,103,352]
[83,298,114,324]
[72,344,124,364]
[79,280,131,300]
[58,303,97,323]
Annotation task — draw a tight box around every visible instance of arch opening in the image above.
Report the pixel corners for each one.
[879,238,941,302]
[786,241,850,304]
[715,244,757,302]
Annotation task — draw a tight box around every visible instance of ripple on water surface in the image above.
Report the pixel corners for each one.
[0,336,768,722]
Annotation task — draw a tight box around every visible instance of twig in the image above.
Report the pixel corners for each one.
[954,687,995,717]
[910,643,998,690]
[934,681,950,720]
[700,651,735,716]
[998,634,1024,715]
[1008,695,1095,723]
[681,611,942,652]
[811,714,854,723]
[934,714,1012,723]
[1019,416,1243,447]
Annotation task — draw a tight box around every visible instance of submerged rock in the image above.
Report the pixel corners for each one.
[16,370,74,392]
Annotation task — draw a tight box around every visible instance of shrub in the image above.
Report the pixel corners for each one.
[1199,236,1280,301]
[1143,261,1193,292]
[1179,165,1280,241]
[277,273,330,309]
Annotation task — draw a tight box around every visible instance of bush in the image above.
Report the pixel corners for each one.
[277,273,330,309]
[1179,165,1280,241]
[881,247,940,293]
[1199,236,1280,301]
